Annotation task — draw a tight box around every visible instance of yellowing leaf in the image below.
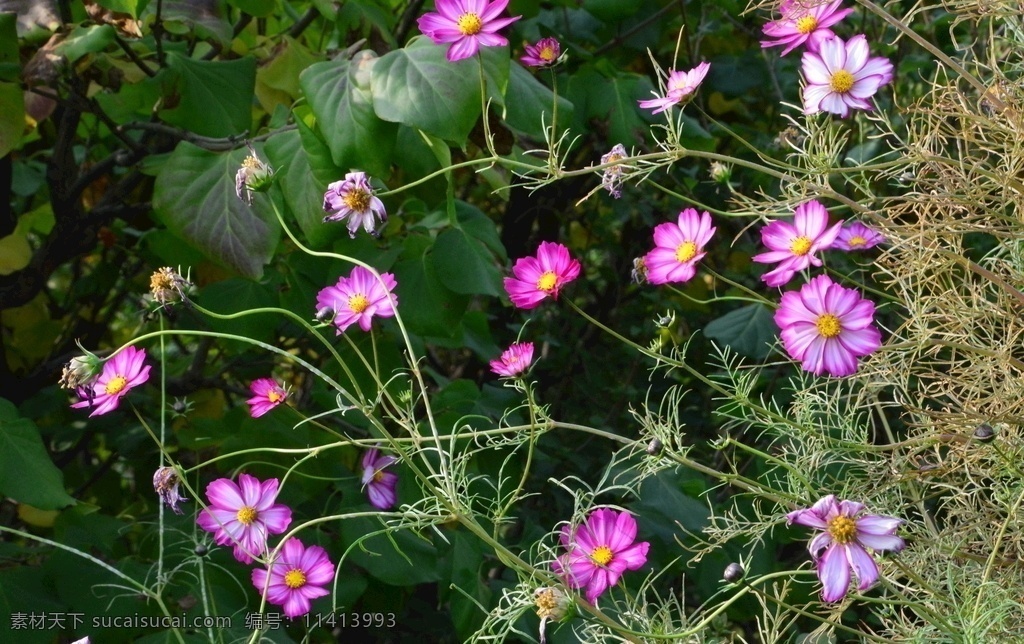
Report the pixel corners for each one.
[17,504,61,527]
[0,230,30,274]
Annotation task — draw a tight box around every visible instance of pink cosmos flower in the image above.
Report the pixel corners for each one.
[246,378,289,418]
[196,474,293,564]
[553,508,650,603]
[71,346,151,417]
[638,62,710,114]
[802,34,894,117]
[252,538,335,618]
[761,0,854,56]
[834,221,884,251]
[774,274,882,377]
[316,266,398,333]
[503,242,581,309]
[361,448,398,510]
[752,200,843,287]
[644,208,716,285]
[323,171,387,238]
[417,0,521,63]
[521,37,560,67]
[489,341,535,377]
[787,495,905,603]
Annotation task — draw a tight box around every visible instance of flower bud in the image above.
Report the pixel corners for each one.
[973,423,996,443]
[194,544,208,557]
[315,306,335,324]
[723,562,745,582]
[646,438,663,455]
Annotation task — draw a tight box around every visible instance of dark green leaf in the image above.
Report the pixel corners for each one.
[152,142,279,278]
[161,53,255,138]
[392,235,469,337]
[54,25,115,62]
[300,50,397,177]
[503,62,574,140]
[0,82,24,157]
[264,125,342,248]
[0,398,76,510]
[704,303,778,359]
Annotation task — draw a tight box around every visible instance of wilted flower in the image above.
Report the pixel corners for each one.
[630,256,648,285]
[802,34,894,117]
[521,37,561,67]
[235,146,274,205]
[552,508,650,603]
[322,171,387,238]
[361,447,399,510]
[149,266,193,310]
[71,346,151,417]
[774,274,882,377]
[787,495,905,602]
[644,208,716,285]
[599,144,629,198]
[153,466,188,514]
[761,0,854,56]
[417,0,521,63]
[503,242,581,309]
[834,221,885,251]
[752,200,842,287]
[59,347,103,390]
[534,586,570,644]
[709,161,732,184]
[196,474,293,564]
[638,62,710,114]
[251,538,335,618]
[316,266,398,333]
[489,341,535,377]
[247,378,290,418]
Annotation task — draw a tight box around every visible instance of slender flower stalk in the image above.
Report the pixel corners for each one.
[774,274,882,377]
[761,0,854,56]
[752,200,842,287]
[252,538,335,618]
[787,495,905,602]
[552,508,650,603]
[638,62,710,114]
[802,34,894,117]
[417,0,521,62]
[196,474,292,563]
[70,346,151,417]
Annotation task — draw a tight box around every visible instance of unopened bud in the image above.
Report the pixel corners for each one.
[646,438,663,456]
[723,563,745,582]
[973,423,996,443]
[194,544,208,557]
[316,306,335,324]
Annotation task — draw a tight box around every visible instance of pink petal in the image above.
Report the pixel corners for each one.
[845,543,880,590]
[817,544,851,602]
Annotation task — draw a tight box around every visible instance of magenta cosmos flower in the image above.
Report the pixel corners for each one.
[775,274,882,377]
[490,341,535,377]
[246,378,289,418]
[316,266,398,333]
[417,0,521,63]
[361,447,398,510]
[802,34,894,117]
[761,0,854,56]
[503,242,581,309]
[71,346,151,417]
[552,508,650,603]
[638,62,710,114]
[752,200,842,287]
[834,221,884,251]
[323,171,386,238]
[644,208,716,285]
[521,37,560,67]
[787,495,905,603]
[196,474,293,563]
[252,538,335,618]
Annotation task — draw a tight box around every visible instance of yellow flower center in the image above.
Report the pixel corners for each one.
[827,515,857,544]
[267,390,284,403]
[795,15,818,34]
[535,588,560,616]
[236,506,258,525]
[536,271,558,292]
[790,236,813,256]
[590,545,614,566]
[675,241,698,263]
[348,294,370,313]
[242,155,261,169]
[373,470,385,483]
[284,569,307,589]
[830,70,855,93]
[343,188,371,212]
[539,46,556,61]
[105,375,128,395]
[816,313,842,338]
[457,12,483,35]
[848,236,866,247]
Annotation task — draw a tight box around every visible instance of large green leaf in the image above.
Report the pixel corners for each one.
[704,303,778,359]
[392,235,469,337]
[568,67,654,146]
[161,53,255,138]
[371,37,509,144]
[255,36,319,113]
[431,204,505,297]
[0,399,76,510]
[264,124,342,248]
[503,62,574,140]
[152,142,279,278]
[300,50,397,177]
[0,82,23,158]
